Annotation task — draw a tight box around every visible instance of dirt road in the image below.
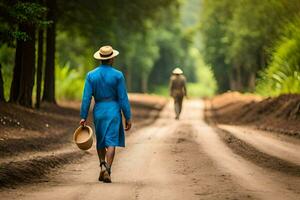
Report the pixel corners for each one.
[1,100,299,200]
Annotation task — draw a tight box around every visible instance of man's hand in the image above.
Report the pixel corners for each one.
[79,119,86,126]
[125,120,132,131]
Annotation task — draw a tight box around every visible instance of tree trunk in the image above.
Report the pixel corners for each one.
[125,66,132,92]
[229,73,236,91]
[236,64,242,91]
[17,23,36,107]
[43,0,56,103]
[0,64,5,101]
[10,40,22,102]
[141,72,148,93]
[36,29,44,108]
[259,49,266,70]
[248,72,256,92]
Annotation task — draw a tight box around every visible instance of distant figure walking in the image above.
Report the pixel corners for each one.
[169,68,187,120]
[80,45,132,183]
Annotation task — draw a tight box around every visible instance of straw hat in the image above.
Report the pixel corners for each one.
[172,68,183,75]
[93,45,119,60]
[73,125,94,150]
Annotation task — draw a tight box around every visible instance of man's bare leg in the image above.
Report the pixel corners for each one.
[174,97,180,119]
[97,148,106,164]
[106,146,116,169]
[178,96,183,115]
[97,148,107,182]
[100,146,115,183]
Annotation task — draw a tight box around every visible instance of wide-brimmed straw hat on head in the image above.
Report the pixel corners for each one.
[93,45,119,60]
[172,68,183,75]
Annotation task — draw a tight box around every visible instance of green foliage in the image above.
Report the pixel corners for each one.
[56,31,95,73]
[181,0,200,25]
[150,47,217,98]
[186,47,217,97]
[1,0,219,102]
[149,2,191,88]
[0,44,14,100]
[55,64,84,100]
[150,85,169,97]
[0,1,49,44]
[200,0,300,93]
[148,27,185,86]
[11,2,47,25]
[256,19,300,96]
[199,0,234,91]
[53,0,217,98]
[55,0,186,94]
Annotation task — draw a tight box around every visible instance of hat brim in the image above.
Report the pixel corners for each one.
[93,49,119,60]
[172,71,183,74]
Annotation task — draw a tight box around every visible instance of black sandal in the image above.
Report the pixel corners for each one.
[98,161,107,182]
[102,163,112,183]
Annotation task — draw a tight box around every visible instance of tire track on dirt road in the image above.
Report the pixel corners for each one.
[214,126,300,176]
[191,100,300,200]
[218,125,300,166]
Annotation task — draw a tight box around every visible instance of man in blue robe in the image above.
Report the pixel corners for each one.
[80,45,132,183]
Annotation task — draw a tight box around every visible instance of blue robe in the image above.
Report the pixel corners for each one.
[80,64,131,149]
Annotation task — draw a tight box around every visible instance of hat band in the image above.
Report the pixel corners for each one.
[100,51,113,57]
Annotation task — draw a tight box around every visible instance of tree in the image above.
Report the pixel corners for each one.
[10,23,36,107]
[42,0,56,103]
[4,1,47,107]
[36,29,44,108]
[17,23,36,107]
[148,3,185,89]
[200,0,234,92]
[256,17,300,95]
[199,0,300,92]
[0,64,4,101]
[9,40,22,102]
[56,0,179,92]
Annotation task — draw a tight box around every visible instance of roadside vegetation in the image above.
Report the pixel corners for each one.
[200,0,300,95]
[256,18,300,96]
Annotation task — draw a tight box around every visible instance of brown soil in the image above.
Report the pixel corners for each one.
[0,151,89,187]
[205,92,300,179]
[0,94,167,188]
[0,101,258,200]
[206,92,300,137]
[215,128,300,176]
[2,100,299,200]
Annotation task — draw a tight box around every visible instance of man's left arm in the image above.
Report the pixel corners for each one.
[80,74,93,125]
[183,76,187,97]
[169,77,173,97]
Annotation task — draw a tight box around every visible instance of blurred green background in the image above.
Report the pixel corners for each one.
[1,0,300,104]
